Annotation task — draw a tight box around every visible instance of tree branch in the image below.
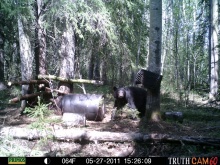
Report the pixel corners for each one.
[7,80,49,87]
[38,74,103,85]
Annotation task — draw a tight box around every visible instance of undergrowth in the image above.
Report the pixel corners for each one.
[23,96,53,129]
[0,85,220,156]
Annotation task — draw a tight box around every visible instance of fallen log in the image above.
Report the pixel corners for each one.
[7,80,49,87]
[38,74,103,85]
[8,92,47,103]
[162,112,183,123]
[8,86,67,103]
[1,127,220,147]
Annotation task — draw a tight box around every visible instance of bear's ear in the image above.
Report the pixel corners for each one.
[113,86,117,91]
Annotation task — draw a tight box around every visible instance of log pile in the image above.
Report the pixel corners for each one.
[7,74,104,104]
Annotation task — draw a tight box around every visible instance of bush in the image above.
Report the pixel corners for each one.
[24,96,51,121]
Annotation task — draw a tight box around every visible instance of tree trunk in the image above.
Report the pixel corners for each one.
[101,59,108,84]
[161,8,169,75]
[0,33,4,82]
[119,50,123,86]
[74,35,81,79]
[18,16,34,110]
[88,39,100,80]
[185,31,190,105]
[147,0,162,121]
[35,0,47,77]
[59,21,75,93]
[174,30,180,96]
[94,53,100,80]
[88,50,95,80]
[100,47,107,84]
[209,0,219,100]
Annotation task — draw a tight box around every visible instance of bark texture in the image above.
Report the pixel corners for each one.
[1,127,219,147]
[59,22,76,93]
[147,0,162,121]
[18,17,34,110]
[209,0,218,100]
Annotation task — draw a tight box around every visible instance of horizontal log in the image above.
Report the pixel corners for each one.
[1,127,220,147]
[0,127,142,142]
[163,112,183,122]
[45,87,68,94]
[38,74,103,85]
[7,80,49,87]
[8,92,47,103]
[8,87,66,103]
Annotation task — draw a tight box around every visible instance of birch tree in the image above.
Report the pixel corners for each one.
[147,0,162,121]
[209,0,219,100]
[0,33,3,82]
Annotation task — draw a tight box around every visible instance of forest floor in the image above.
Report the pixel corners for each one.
[0,85,220,157]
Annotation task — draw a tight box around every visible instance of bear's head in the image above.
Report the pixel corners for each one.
[113,86,127,109]
[113,86,126,99]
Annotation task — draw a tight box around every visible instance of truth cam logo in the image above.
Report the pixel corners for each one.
[168,157,218,165]
[192,157,218,165]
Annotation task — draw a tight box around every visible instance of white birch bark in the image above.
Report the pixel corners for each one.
[209,0,218,100]
[146,0,162,121]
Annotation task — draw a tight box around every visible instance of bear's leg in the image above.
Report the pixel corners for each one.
[127,97,136,110]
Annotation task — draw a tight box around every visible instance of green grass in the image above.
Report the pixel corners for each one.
[0,136,46,156]
[160,91,220,139]
[23,96,52,120]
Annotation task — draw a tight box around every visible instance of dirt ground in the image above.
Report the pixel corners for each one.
[1,94,220,157]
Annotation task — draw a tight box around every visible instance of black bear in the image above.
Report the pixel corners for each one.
[113,86,147,117]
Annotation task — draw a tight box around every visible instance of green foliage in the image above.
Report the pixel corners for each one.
[9,86,21,97]
[23,96,51,121]
[0,88,8,101]
[114,105,141,120]
[23,97,63,130]
[0,136,46,156]
[0,137,27,156]
[1,0,149,85]
[1,0,215,98]
[162,0,212,104]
